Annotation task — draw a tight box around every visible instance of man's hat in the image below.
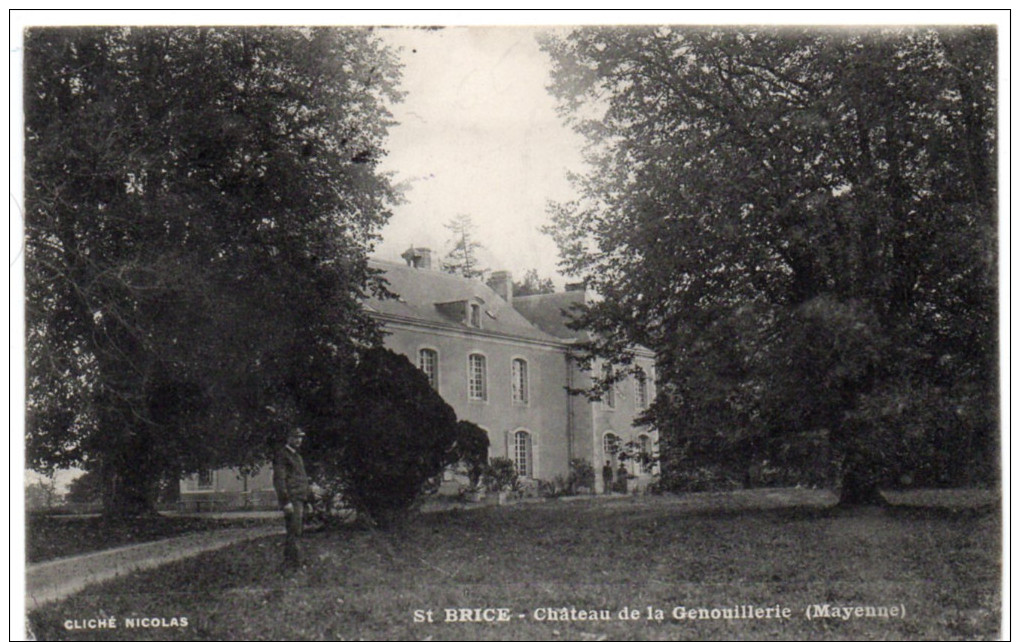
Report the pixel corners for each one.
[288,427,306,438]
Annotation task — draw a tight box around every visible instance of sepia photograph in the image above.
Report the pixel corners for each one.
[14,11,1005,641]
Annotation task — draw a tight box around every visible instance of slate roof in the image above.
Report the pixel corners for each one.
[366,259,561,344]
[513,290,655,357]
[510,291,590,342]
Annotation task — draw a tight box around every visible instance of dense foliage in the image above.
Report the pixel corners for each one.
[542,27,997,503]
[482,457,521,493]
[306,348,461,526]
[65,470,103,505]
[567,457,596,494]
[25,27,402,514]
[450,420,491,488]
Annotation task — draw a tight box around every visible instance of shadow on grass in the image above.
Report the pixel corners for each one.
[26,514,275,563]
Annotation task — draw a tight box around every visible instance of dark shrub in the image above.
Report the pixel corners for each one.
[307,347,459,527]
[450,420,490,488]
[65,470,103,504]
[567,458,595,495]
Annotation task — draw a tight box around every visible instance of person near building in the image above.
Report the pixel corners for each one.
[273,422,311,569]
[602,460,614,495]
[616,461,628,495]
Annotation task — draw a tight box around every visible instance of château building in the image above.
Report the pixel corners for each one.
[179,247,656,509]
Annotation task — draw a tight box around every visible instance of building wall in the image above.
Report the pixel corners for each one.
[578,355,658,493]
[381,321,571,480]
[180,467,277,511]
[180,318,655,506]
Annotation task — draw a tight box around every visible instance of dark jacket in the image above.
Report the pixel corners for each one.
[273,445,310,507]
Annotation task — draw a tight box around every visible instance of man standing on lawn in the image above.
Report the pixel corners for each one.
[273,418,311,569]
[616,461,628,495]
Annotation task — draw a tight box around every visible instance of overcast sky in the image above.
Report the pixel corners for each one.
[372,27,586,286]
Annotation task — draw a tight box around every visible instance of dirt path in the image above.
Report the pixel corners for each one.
[26,524,282,611]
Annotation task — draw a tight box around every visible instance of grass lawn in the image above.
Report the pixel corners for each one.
[27,514,274,563]
[27,493,1000,640]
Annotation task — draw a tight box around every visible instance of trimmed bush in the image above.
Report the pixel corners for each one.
[307,347,459,526]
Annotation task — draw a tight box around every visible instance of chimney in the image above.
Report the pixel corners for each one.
[401,246,432,270]
[489,270,513,303]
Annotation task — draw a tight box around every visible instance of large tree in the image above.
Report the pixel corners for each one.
[441,213,487,279]
[25,27,402,515]
[542,27,997,504]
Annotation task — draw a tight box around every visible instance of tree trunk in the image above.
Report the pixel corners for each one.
[102,460,161,517]
[837,460,888,507]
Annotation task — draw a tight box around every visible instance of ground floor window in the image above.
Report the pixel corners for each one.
[513,430,532,478]
[638,434,653,473]
[603,432,621,463]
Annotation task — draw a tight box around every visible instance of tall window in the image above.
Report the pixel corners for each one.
[512,358,528,404]
[469,353,487,400]
[418,348,438,389]
[469,303,481,328]
[602,363,616,409]
[514,430,532,477]
[603,433,621,463]
[635,367,648,410]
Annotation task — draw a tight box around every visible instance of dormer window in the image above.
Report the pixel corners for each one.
[435,296,487,329]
